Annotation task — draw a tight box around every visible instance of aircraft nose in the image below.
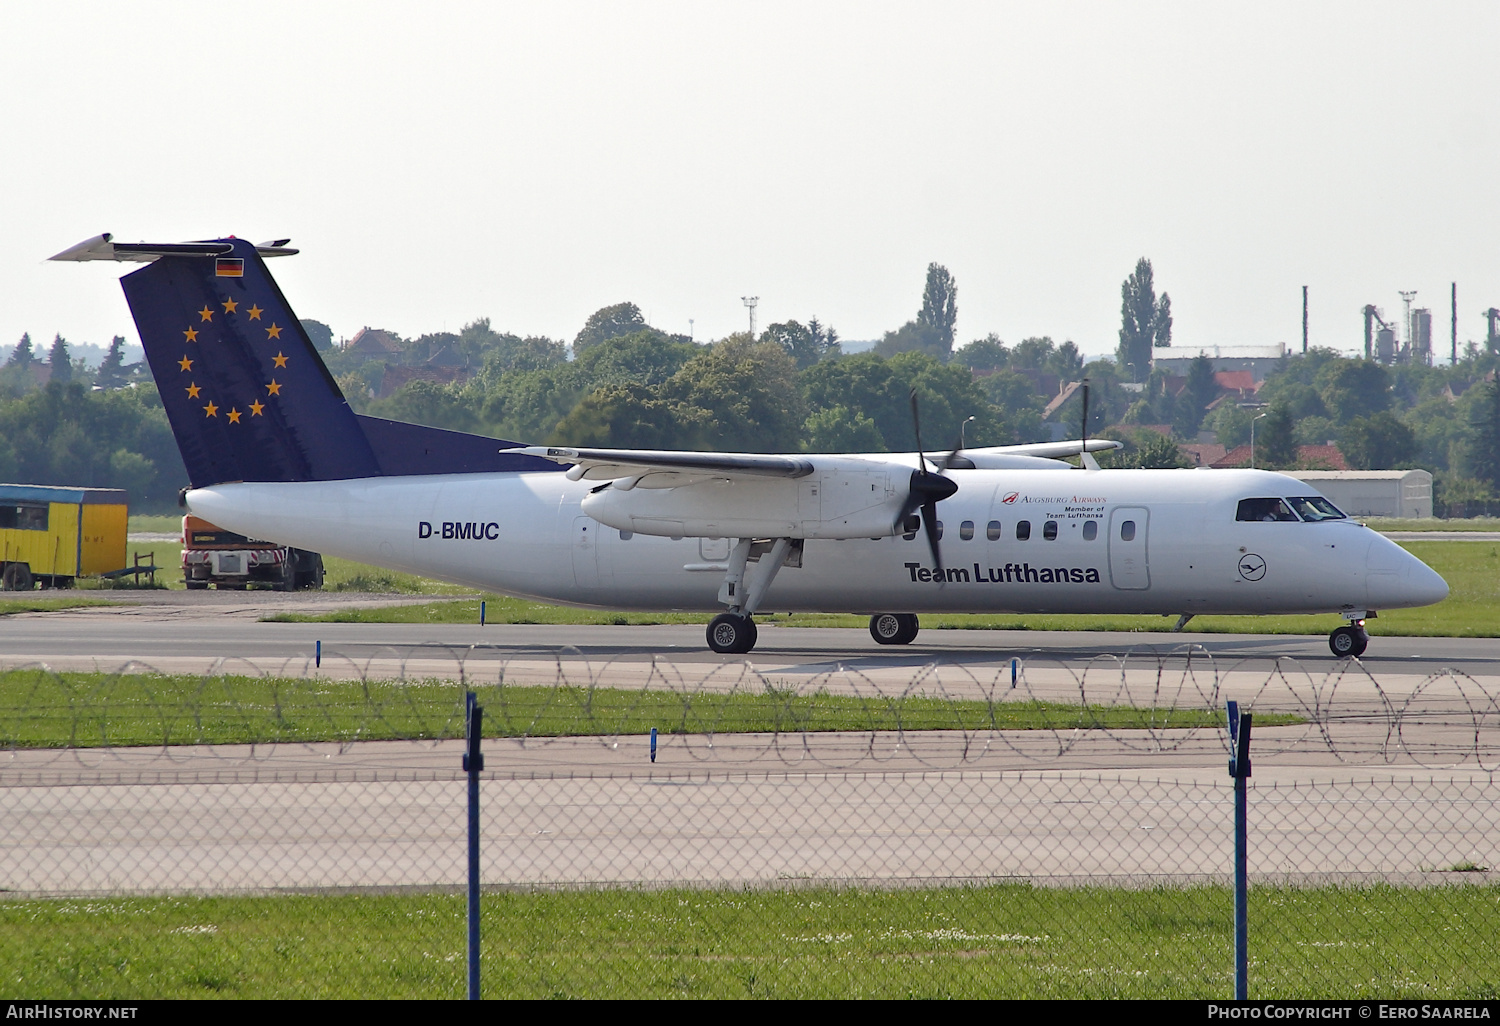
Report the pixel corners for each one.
[1402,549,1449,608]
[1363,534,1448,610]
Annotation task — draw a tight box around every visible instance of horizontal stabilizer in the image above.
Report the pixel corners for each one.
[50,233,298,263]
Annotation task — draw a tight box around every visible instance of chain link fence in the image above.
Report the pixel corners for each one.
[2,649,1498,998]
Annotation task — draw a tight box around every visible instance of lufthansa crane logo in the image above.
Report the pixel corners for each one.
[1238,553,1267,581]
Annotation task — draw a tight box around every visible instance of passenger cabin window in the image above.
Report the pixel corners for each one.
[1043,520,1058,540]
[959,520,975,541]
[0,504,47,531]
[1287,496,1346,522]
[1016,520,1031,541]
[1083,520,1098,541]
[986,520,1002,541]
[1236,498,1300,523]
[1120,520,1136,542]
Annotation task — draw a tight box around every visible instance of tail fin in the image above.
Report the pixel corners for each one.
[116,237,383,487]
[54,234,557,486]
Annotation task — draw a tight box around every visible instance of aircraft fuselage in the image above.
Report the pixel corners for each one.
[185,465,1447,618]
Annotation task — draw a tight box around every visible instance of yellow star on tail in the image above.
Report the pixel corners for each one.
[204,401,218,417]
[247,305,263,320]
[198,305,214,322]
[183,327,199,342]
[178,356,193,372]
[221,297,238,314]
[185,382,201,398]
[272,352,288,368]
[266,380,281,395]
[249,400,265,416]
[227,408,241,424]
[266,323,282,340]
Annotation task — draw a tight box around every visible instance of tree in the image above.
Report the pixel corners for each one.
[917,263,957,355]
[763,318,840,370]
[761,320,821,370]
[1468,379,1500,489]
[5,333,34,367]
[1317,359,1391,424]
[874,263,958,361]
[953,334,1009,372]
[1338,412,1417,470]
[1174,354,1220,438]
[805,317,840,361]
[573,302,647,355]
[47,334,71,384]
[1257,404,1297,468]
[803,406,885,452]
[95,336,127,389]
[300,319,335,351]
[1116,257,1171,379]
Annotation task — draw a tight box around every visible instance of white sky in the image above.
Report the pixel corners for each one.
[4,2,1499,361]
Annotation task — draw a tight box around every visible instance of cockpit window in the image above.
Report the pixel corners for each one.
[1236,497,1300,522]
[1287,496,1346,522]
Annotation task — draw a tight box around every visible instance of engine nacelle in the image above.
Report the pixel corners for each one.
[581,465,902,539]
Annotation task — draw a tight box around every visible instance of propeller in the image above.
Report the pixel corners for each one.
[897,390,959,575]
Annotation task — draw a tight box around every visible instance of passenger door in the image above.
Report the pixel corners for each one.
[1108,507,1150,590]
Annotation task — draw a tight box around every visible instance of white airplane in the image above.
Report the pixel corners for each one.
[53,234,1449,658]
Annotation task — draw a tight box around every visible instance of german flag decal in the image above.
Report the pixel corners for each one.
[215,258,244,277]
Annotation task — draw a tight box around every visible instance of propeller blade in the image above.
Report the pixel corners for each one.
[909,389,928,470]
[922,500,943,574]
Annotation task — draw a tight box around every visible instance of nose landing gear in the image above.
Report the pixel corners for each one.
[1329,621,1369,658]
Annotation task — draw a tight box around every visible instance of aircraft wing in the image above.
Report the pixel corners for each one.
[518,446,816,486]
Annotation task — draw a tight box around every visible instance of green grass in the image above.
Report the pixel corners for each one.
[3,886,1496,999]
[0,596,115,616]
[126,514,184,534]
[0,669,1289,749]
[267,541,1500,638]
[1366,516,1500,532]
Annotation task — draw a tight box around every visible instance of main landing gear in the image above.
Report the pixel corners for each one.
[1329,615,1370,658]
[869,612,919,645]
[704,538,802,655]
[707,612,758,654]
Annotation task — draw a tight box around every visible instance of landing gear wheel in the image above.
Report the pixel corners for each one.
[1,563,34,592]
[869,612,920,645]
[1329,625,1369,658]
[707,613,757,654]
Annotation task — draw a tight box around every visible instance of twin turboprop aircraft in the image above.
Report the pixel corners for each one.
[52,234,1450,657]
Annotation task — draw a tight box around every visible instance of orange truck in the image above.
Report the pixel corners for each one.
[181,514,324,590]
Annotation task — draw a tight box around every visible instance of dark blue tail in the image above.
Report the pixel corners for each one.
[119,238,555,487]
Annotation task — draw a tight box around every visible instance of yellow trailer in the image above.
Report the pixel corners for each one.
[0,484,128,590]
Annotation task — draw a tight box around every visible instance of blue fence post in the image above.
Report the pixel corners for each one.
[464,690,485,1000]
[315,639,321,668]
[1226,700,1253,1001]
[480,600,486,626]
[1011,658,1018,689]
[650,726,658,763]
